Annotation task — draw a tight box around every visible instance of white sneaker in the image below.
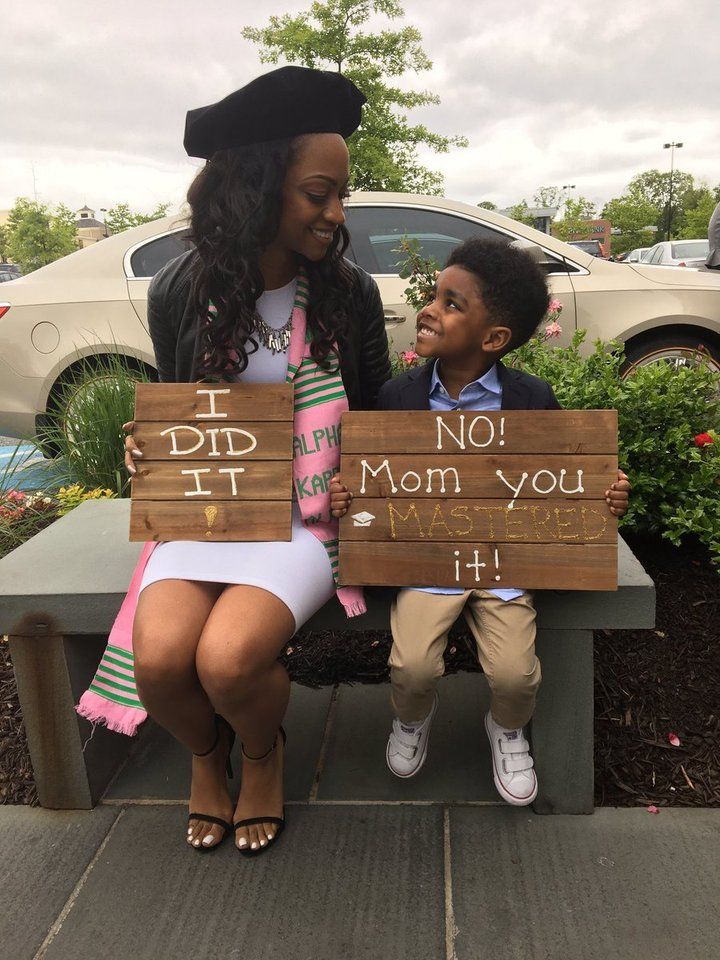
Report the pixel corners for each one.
[484,710,538,806]
[386,694,439,779]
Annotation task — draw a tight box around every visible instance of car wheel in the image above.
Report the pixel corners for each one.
[621,332,720,377]
[38,356,156,457]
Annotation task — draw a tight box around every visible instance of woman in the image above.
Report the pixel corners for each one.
[88,67,391,856]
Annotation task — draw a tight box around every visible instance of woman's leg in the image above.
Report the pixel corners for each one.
[133,579,232,848]
[195,584,295,851]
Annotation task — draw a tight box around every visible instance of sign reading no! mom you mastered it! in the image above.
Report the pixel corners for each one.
[129,383,293,542]
[338,410,619,591]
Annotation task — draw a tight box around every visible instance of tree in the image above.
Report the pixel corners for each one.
[477,200,497,210]
[552,196,597,242]
[678,185,718,240]
[0,224,10,262]
[242,0,467,194]
[5,198,79,273]
[601,194,657,251]
[627,168,695,239]
[104,202,171,235]
[533,186,563,209]
[505,200,536,227]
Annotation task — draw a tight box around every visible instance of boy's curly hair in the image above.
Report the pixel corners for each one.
[445,238,550,351]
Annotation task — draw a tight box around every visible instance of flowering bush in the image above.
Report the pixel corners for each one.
[0,489,59,559]
[56,484,117,516]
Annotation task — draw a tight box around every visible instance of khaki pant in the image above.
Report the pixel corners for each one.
[389,589,541,730]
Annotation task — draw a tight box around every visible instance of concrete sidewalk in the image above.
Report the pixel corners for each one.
[4,679,719,960]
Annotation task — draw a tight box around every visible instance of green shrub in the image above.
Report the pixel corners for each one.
[56,484,117,516]
[41,353,151,496]
[508,331,720,564]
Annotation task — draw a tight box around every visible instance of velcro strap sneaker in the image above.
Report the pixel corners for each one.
[386,693,438,779]
[485,710,538,806]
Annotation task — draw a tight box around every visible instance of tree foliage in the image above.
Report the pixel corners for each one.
[533,185,563,209]
[477,200,497,210]
[104,202,170,235]
[601,194,657,251]
[242,0,467,194]
[5,198,79,273]
[552,196,597,242]
[505,200,536,227]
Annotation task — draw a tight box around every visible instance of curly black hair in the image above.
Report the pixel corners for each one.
[187,138,353,379]
[445,238,550,351]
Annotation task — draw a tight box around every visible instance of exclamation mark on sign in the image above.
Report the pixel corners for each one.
[498,417,505,446]
[204,505,218,538]
[493,548,501,581]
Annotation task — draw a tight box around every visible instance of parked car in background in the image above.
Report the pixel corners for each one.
[643,239,709,268]
[1,193,720,439]
[0,263,22,283]
[624,247,651,263]
[568,239,606,257]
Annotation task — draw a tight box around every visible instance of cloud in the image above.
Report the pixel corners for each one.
[3,0,719,214]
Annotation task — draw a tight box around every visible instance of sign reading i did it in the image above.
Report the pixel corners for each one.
[129,383,293,542]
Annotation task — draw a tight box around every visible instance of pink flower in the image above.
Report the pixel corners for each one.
[694,433,714,447]
[647,805,660,814]
[400,350,419,364]
[668,732,680,747]
[545,321,562,338]
[548,298,563,313]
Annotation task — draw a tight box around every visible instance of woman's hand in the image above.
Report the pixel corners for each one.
[605,469,631,517]
[330,474,353,519]
[122,421,143,476]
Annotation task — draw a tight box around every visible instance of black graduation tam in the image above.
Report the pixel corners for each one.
[184,66,366,159]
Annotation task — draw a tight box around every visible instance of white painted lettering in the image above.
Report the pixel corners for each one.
[496,469,529,509]
[400,470,422,493]
[218,466,246,496]
[207,428,221,457]
[181,467,212,496]
[467,415,494,448]
[532,469,558,494]
[195,388,230,418]
[559,468,585,495]
[161,425,204,456]
[436,415,465,450]
[425,467,461,494]
[220,427,257,456]
[360,459,397,495]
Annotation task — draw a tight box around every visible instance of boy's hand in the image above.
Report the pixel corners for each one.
[606,469,631,517]
[330,474,353,519]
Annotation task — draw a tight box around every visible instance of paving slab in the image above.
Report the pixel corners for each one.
[0,805,118,960]
[317,673,497,801]
[105,683,333,802]
[449,806,720,960]
[41,804,444,960]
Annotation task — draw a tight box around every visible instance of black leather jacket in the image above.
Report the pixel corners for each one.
[147,250,392,410]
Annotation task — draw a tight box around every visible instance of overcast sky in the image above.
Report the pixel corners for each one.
[3,0,719,218]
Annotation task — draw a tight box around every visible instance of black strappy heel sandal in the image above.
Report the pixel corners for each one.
[234,727,287,858]
[187,714,236,852]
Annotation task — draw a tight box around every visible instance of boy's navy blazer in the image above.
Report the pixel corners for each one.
[375,360,561,411]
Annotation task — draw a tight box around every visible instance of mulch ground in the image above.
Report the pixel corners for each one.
[1,533,717,807]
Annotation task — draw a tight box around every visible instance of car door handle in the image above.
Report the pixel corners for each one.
[383,313,406,324]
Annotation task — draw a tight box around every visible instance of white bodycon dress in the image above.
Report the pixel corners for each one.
[138,278,336,629]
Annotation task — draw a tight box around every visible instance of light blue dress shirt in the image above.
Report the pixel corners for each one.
[412,360,523,601]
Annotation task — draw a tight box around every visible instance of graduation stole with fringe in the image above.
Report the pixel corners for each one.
[76,266,365,736]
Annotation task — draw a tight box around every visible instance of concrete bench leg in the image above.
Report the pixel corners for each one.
[9,634,134,809]
[532,629,594,815]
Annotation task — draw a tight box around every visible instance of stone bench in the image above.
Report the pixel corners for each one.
[0,499,655,814]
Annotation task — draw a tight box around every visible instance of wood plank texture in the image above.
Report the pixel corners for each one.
[133,421,293,461]
[340,498,617,543]
[131,460,292,501]
[341,410,618,455]
[341,455,618,500]
[134,382,294,421]
[129,500,291,542]
[339,541,618,591]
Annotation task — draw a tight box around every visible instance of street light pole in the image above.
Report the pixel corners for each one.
[663,142,683,242]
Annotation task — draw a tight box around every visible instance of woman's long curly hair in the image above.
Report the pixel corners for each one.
[187,138,354,379]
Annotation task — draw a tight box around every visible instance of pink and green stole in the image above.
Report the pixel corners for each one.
[76,269,365,735]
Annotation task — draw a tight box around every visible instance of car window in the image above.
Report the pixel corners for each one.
[670,240,708,259]
[129,230,193,278]
[646,245,663,264]
[344,206,504,274]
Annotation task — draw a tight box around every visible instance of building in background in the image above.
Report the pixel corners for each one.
[497,205,559,234]
[554,218,612,257]
[75,206,108,247]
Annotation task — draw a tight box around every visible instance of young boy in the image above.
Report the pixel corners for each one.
[330,238,630,805]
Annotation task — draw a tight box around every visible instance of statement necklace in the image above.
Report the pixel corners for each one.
[254,311,293,355]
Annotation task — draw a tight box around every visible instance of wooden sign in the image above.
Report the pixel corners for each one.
[338,410,618,591]
[129,383,293,542]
